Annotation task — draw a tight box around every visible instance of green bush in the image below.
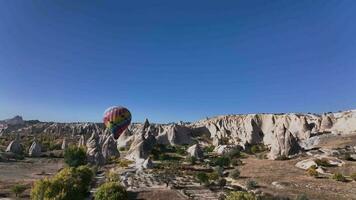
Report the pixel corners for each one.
[275,155,289,160]
[211,156,231,167]
[332,173,347,182]
[186,155,197,165]
[64,146,87,167]
[246,180,258,190]
[231,158,243,166]
[11,184,27,197]
[296,194,309,200]
[217,178,227,188]
[214,166,224,177]
[225,147,241,158]
[208,172,219,182]
[195,172,209,185]
[250,145,259,154]
[225,191,256,200]
[94,182,128,200]
[229,168,240,179]
[203,145,215,153]
[31,166,94,200]
[314,158,333,167]
[307,165,318,177]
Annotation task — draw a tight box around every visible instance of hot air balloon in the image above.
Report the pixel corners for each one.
[103,106,131,139]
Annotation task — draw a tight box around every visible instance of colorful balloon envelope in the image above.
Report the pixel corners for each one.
[103,106,131,139]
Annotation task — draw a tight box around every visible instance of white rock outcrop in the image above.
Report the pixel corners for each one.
[187,144,204,159]
[102,135,120,160]
[6,135,23,154]
[29,140,41,157]
[86,131,105,165]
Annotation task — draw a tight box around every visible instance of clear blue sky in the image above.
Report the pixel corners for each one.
[1,0,356,123]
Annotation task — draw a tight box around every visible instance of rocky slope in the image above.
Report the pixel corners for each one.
[1,110,356,161]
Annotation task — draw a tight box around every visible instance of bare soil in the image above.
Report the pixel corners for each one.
[0,157,64,199]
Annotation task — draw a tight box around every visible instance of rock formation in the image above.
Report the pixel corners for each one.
[102,135,120,160]
[142,157,154,169]
[187,144,204,159]
[29,140,41,157]
[86,131,105,165]
[6,134,23,154]
[61,138,68,150]
[78,135,86,147]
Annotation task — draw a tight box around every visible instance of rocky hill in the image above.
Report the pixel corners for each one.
[1,110,356,161]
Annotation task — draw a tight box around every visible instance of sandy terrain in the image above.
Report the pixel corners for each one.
[0,158,64,199]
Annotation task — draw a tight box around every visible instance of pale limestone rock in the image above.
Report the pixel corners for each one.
[86,131,105,165]
[6,135,22,154]
[29,140,41,157]
[61,138,68,150]
[102,135,120,160]
[78,135,85,147]
[187,144,204,159]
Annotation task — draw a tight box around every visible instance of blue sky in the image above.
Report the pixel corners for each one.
[0,0,355,123]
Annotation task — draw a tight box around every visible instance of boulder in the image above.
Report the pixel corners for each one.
[6,135,22,154]
[29,140,41,157]
[187,144,204,159]
[142,157,154,169]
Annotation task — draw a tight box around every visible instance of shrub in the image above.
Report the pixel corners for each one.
[225,147,241,159]
[217,178,227,189]
[231,158,243,166]
[246,180,258,190]
[203,145,215,153]
[250,145,259,154]
[196,172,209,185]
[208,172,219,182]
[275,155,289,160]
[307,165,318,177]
[31,166,94,200]
[296,194,309,200]
[94,182,128,200]
[186,155,197,165]
[225,191,256,200]
[332,173,347,182]
[116,159,134,168]
[64,146,87,167]
[175,146,187,155]
[229,168,240,179]
[351,173,356,181]
[11,184,27,197]
[119,147,126,151]
[211,156,231,167]
[107,171,120,182]
[214,166,224,177]
[314,158,333,167]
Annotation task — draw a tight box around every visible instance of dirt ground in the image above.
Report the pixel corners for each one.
[0,157,64,199]
[128,189,187,200]
[235,133,356,200]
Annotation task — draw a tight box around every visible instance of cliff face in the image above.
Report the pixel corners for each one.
[189,110,356,159]
[2,110,356,161]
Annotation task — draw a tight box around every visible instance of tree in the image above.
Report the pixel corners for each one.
[94,182,128,200]
[196,172,209,185]
[11,184,27,197]
[64,146,87,167]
